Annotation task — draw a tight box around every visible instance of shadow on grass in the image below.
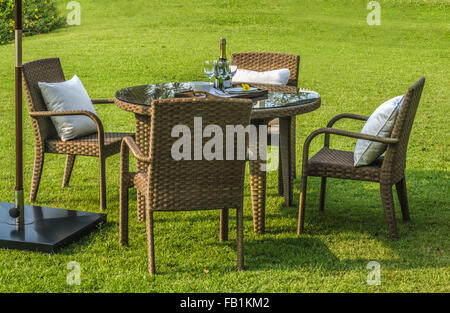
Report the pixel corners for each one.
[258,169,450,269]
[208,237,397,273]
[56,221,116,256]
[42,168,448,274]
[243,237,338,271]
[274,169,448,231]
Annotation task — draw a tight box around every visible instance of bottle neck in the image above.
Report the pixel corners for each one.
[220,38,227,60]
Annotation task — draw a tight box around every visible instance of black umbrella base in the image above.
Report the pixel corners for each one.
[0,202,106,253]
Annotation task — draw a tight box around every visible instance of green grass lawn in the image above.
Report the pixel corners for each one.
[0,0,449,292]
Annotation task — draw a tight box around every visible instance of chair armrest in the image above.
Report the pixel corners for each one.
[29,110,104,147]
[326,113,369,128]
[302,127,398,167]
[325,113,370,147]
[91,99,114,104]
[29,110,102,127]
[121,136,151,163]
[319,128,398,144]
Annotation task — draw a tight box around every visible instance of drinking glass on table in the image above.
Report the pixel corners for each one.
[229,65,238,80]
[204,60,216,82]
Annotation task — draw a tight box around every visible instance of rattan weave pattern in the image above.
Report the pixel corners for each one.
[115,96,151,218]
[119,97,252,275]
[308,148,383,182]
[248,122,266,233]
[45,132,128,157]
[134,114,151,221]
[22,58,133,210]
[297,77,425,238]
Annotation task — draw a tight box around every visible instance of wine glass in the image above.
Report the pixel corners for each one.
[229,65,238,80]
[204,60,215,83]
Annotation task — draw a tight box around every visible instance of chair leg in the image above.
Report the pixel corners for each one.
[396,177,411,221]
[277,154,283,196]
[30,147,44,202]
[146,210,156,275]
[319,177,327,211]
[220,209,229,242]
[380,183,399,239]
[279,116,293,206]
[99,156,107,210]
[62,155,76,187]
[119,178,129,247]
[236,207,244,271]
[297,174,308,235]
[290,118,296,179]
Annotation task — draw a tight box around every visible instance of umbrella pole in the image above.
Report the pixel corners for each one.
[14,0,24,226]
[0,0,105,253]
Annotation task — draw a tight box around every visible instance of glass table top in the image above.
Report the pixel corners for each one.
[115,82,320,110]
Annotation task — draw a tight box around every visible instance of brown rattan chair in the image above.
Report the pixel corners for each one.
[231,52,300,185]
[22,58,134,210]
[119,97,253,275]
[297,77,425,239]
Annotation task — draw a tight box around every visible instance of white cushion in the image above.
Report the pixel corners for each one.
[354,95,404,167]
[38,75,98,141]
[232,68,291,86]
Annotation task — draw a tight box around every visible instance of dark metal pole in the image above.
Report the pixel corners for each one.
[14,0,24,225]
[0,0,106,253]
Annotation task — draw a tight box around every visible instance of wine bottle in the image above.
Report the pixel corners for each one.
[214,37,232,90]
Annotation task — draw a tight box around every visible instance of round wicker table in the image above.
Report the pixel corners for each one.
[115,82,321,234]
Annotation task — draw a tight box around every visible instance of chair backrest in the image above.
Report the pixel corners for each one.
[22,58,66,142]
[383,77,425,182]
[147,97,253,211]
[231,52,300,87]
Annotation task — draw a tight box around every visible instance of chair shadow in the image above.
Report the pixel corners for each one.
[260,169,450,270]
[207,236,398,273]
[51,167,448,274]
[242,237,338,271]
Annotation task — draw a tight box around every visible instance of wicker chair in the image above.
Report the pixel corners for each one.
[231,52,300,187]
[119,97,253,275]
[297,77,425,239]
[22,58,134,210]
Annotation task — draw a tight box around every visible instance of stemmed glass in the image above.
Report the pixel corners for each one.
[229,65,238,80]
[204,60,216,83]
